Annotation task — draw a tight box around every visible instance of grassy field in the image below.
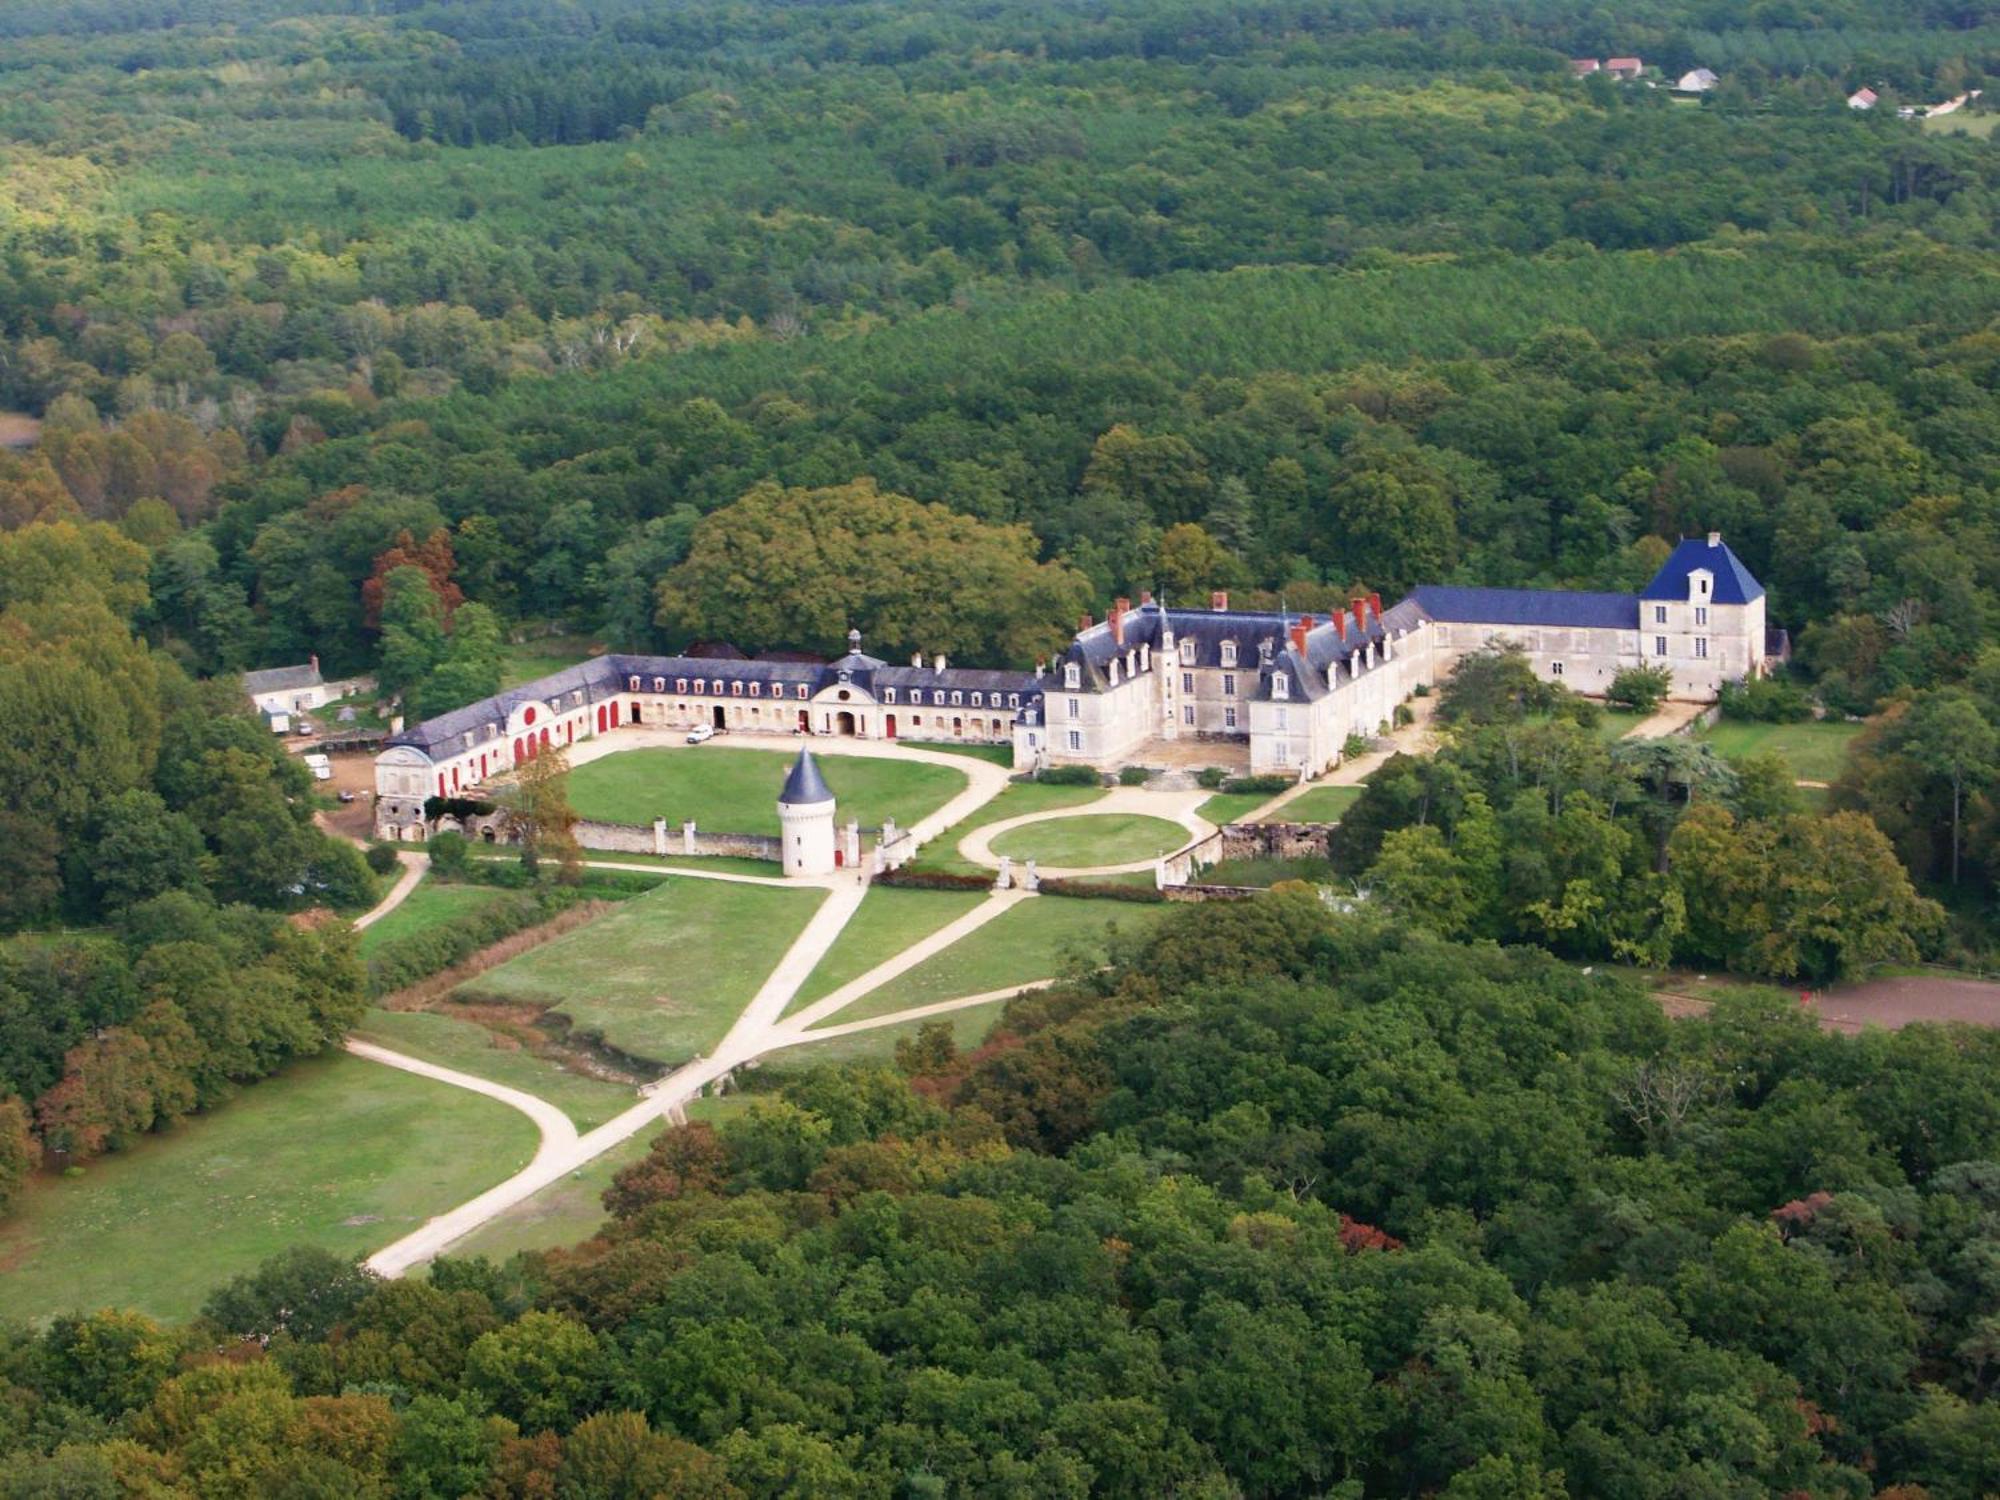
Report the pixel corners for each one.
[912,780,1107,875]
[1265,784,1364,822]
[1595,709,1652,741]
[0,1054,538,1326]
[1202,855,1341,887]
[988,813,1189,867]
[443,1095,749,1264]
[461,878,825,1065]
[771,995,1012,1072]
[782,887,987,1017]
[350,1008,636,1129]
[500,635,603,688]
[1695,718,1866,781]
[478,850,783,878]
[566,747,966,834]
[827,896,1174,1022]
[901,740,1014,765]
[1196,791,1275,825]
[1923,110,1999,137]
[357,879,508,957]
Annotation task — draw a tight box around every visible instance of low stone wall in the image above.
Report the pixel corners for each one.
[571,818,782,863]
[1163,884,1260,902]
[1218,821,1336,861]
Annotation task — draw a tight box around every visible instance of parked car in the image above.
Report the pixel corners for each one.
[337,790,357,804]
[686,724,717,744]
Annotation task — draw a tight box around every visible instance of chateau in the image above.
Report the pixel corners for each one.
[373,534,1773,839]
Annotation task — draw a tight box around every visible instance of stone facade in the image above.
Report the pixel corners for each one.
[376,536,1773,833]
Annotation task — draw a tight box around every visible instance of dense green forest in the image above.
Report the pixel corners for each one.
[10,901,2000,1496]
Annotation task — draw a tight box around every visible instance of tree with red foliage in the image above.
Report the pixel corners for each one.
[361,528,462,629]
[601,1122,729,1220]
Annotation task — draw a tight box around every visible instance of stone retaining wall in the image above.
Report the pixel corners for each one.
[571,818,782,862]
[1218,821,1335,861]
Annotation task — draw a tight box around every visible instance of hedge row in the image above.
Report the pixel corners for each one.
[1222,773,1293,796]
[1039,878,1167,903]
[876,868,994,892]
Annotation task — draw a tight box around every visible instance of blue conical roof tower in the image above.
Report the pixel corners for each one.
[779,747,834,806]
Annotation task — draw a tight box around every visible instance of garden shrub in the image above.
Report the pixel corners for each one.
[1221,774,1292,796]
[1036,765,1100,786]
[364,842,401,876]
[1718,675,1813,722]
[1195,767,1229,789]
[1118,766,1152,786]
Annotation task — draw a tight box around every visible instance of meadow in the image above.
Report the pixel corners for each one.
[0,1054,536,1325]
[349,1007,636,1130]
[1695,718,1867,782]
[781,887,988,1017]
[459,877,825,1065]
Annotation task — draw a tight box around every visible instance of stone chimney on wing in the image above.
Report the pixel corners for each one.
[1210,591,1229,612]
[1112,597,1129,646]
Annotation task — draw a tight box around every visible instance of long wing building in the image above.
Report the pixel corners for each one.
[374,533,1773,838]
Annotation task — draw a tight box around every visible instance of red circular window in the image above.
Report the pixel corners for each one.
[523,706,537,726]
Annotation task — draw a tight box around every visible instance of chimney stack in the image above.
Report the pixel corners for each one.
[1079,612,1093,632]
[309,653,319,676]
[933,654,947,673]
[1210,590,1229,612]
[1351,599,1367,637]
[912,651,923,668]
[1331,611,1346,641]
[1112,597,1129,645]
[1139,589,1153,606]
[1035,661,1046,680]
[1288,620,1308,655]
[1707,530,1721,547]
[1368,592,1383,624]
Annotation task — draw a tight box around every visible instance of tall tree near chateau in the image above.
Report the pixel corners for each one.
[501,748,582,882]
[656,480,1090,665]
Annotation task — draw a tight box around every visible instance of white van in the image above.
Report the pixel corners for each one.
[301,752,333,781]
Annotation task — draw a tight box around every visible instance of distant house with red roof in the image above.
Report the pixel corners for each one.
[1570,58,1601,77]
[1848,87,1879,110]
[1606,57,1644,80]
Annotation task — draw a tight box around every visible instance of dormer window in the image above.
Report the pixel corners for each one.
[1064,663,1081,688]
[749,681,760,697]
[629,676,641,691]
[1220,640,1237,668]
[653,677,665,692]
[1273,673,1290,700]
[884,688,896,704]
[1180,641,1196,665]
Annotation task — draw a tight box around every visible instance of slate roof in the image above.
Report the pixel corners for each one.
[779,748,834,805]
[1408,585,1641,630]
[243,663,323,694]
[1640,536,1764,604]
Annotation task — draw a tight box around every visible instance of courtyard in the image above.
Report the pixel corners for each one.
[564,743,968,833]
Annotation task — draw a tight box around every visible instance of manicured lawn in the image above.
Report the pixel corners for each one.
[988,813,1189,867]
[1197,791,1274,825]
[1202,855,1341,887]
[781,887,988,1016]
[770,996,1012,1072]
[565,747,966,834]
[825,897,1174,1023]
[500,635,602,689]
[1695,718,1866,782]
[357,879,508,957]
[1595,709,1651,742]
[350,1007,636,1130]
[1263,784,1363,823]
[460,877,825,1066]
[902,739,1014,765]
[443,1095,750,1263]
[915,781,1106,875]
[0,1053,538,1326]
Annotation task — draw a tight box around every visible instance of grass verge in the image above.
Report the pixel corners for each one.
[565,746,966,835]
[781,887,988,1017]
[988,812,1188,868]
[0,1053,537,1325]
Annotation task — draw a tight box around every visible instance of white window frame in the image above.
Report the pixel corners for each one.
[1654,605,1668,624]
[1273,673,1290,700]
[1067,730,1082,751]
[1064,663,1081,688]
[1220,640,1237,667]
[1067,697,1080,720]
[1654,636,1668,657]
[1695,637,1709,659]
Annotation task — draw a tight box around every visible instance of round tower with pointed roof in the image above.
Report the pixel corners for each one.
[777,746,837,877]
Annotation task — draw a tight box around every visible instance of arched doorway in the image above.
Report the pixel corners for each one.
[836,710,856,736]
[952,716,964,736]
[596,705,607,733]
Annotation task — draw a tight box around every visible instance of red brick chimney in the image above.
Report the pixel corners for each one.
[1331,612,1346,641]
[1288,620,1308,654]
[1351,599,1367,636]
[1369,592,1383,624]
[1079,612,1093,632]
[1300,613,1315,632]
[1210,590,1229,612]
[309,653,319,676]
[1112,597,1129,645]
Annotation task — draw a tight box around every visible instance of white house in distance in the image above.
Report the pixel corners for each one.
[243,656,371,720]
[1849,87,1880,110]
[372,534,1778,836]
[1677,68,1719,92]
